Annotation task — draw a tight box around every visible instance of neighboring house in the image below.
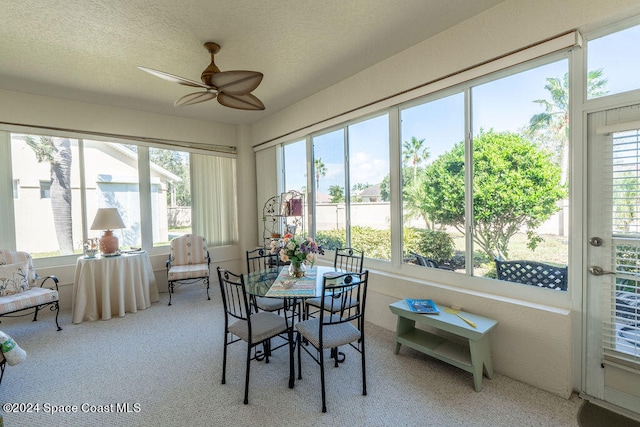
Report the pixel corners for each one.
[11,137,180,253]
[357,183,381,203]
[315,191,332,203]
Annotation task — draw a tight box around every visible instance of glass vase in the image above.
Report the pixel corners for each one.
[288,260,306,278]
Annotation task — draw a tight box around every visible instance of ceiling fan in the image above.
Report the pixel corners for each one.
[138,42,264,111]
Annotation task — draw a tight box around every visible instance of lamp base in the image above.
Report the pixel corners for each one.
[99,230,120,255]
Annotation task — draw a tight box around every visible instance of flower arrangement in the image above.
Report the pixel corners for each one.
[84,238,100,258]
[270,233,324,266]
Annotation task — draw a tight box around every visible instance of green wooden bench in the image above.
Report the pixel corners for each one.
[389,300,498,391]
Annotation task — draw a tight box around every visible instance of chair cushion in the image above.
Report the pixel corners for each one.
[228,311,288,343]
[306,295,358,312]
[169,235,208,265]
[167,264,209,281]
[0,261,30,296]
[0,287,58,315]
[296,316,361,349]
[255,296,284,312]
[0,250,37,287]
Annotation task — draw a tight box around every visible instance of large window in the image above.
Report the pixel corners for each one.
[149,147,191,246]
[11,134,81,256]
[313,129,347,249]
[283,139,306,194]
[3,132,232,258]
[587,23,640,100]
[471,60,569,281]
[83,140,143,250]
[348,115,390,260]
[398,59,571,283]
[311,115,390,259]
[259,21,640,298]
[275,55,574,291]
[400,92,465,272]
[283,139,308,237]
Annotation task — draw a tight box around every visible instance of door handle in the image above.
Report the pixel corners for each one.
[589,237,604,247]
[588,266,616,276]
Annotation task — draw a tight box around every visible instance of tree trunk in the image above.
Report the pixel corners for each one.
[50,138,74,254]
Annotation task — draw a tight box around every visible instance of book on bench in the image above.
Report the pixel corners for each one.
[405,298,440,314]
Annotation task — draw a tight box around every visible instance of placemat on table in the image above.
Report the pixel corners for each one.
[266,269,317,297]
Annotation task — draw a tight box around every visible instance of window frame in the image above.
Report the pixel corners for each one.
[0,126,234,265]
[309,112,391,258]
[272,51,575,305]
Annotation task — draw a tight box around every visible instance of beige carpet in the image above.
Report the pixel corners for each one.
[0,285,587,426]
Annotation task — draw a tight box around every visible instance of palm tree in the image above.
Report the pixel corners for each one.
[314,158,327,191]
[528,69,608,170]
[328,185,345,203]
[527,69,608,236]
[24,136,74,254]
[402,136,430,178]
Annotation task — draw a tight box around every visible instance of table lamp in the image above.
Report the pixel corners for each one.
[90,208,126,255]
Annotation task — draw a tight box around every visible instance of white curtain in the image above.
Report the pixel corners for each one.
[191,154,238,246]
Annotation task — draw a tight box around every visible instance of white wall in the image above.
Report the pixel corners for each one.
[246,0,640,399]
[0,88,237,147]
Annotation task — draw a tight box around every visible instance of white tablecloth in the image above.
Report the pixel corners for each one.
[72,252,159,323]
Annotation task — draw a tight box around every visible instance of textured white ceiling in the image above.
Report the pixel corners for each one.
[0,0,504,125]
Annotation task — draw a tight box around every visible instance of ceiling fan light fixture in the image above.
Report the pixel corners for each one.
[210,71,263,95]
[139,41,264,111]
[217,92,265,111]
[174,90,218,107]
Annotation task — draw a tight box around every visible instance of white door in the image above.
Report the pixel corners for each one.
[585,105,640,414]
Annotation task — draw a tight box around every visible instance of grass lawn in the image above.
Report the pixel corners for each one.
[451,232,569,277]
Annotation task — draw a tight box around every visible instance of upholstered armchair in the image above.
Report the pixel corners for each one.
[166,235,211,306]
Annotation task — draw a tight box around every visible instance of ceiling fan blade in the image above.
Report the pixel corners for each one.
[217,92,265,110]
[174,91,218,106]
[210,71,263,95]
[138,67,210,89]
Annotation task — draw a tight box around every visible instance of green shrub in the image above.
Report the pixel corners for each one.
[350,226,391,260]
[416,229,455,262]
[315,230,346,252]
[401,228,455,263]
[316,226,456,264]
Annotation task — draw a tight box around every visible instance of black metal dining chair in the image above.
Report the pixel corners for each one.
[304,247,364,319]
[216,267,295,404]
[246,248,285,313]
[295,270,368,412]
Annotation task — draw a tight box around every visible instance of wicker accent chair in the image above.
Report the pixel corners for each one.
[495,259,568,291]
[166,234,210,306]
[246,248,284,313]
[216,267,294,404]
[296,271,369,412]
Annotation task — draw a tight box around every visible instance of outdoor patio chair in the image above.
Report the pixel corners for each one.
[495,258,568,291]
[409,251,454,270]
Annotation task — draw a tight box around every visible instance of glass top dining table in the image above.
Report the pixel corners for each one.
[244,265,350,299]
